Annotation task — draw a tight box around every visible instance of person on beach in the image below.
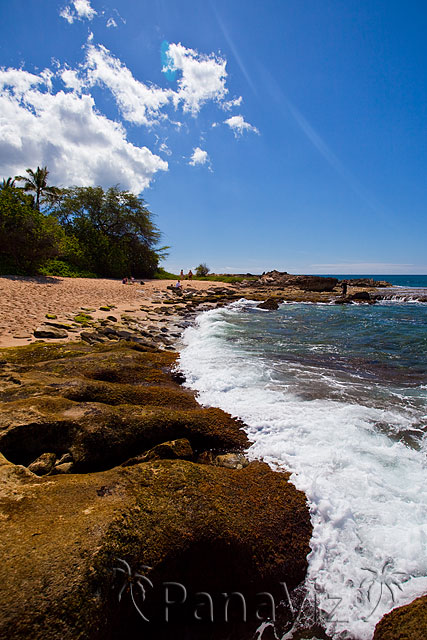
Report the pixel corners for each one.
[122,277,128,284]
[175,280,182,289]
[341,282,348,296]
[188,270,193,280]
[180,269,184,279]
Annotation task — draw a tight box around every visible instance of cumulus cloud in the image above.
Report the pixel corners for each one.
[60,0,97,24]
[85,44,173,126]
[0,68,167,193]
[224,114,259,137]
[189,147,209,166]
[164,43,228,114]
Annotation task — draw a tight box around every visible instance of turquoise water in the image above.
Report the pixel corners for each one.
[179,299,427,639]
[317,274,427,288]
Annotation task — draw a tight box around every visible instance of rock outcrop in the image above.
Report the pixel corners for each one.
[0,340,312,640]
[373,595,427,640]
[259,272,338,292]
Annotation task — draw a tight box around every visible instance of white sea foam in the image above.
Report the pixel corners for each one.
[178,305,427,640]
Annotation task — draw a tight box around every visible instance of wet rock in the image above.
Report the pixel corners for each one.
[373,595,427,640]
[350,291,371,301]
[215,453,250,469]
[33,326,68,339]
[257,298,282,310]
[28,452,56,475]
[334,297,352,305]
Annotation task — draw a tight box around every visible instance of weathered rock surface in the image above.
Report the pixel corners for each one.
[0,340,312,639]
[122,437,194,466]
[373,595,427,640]
[28,451,56,475]
[0,342,248,472]
[258,272,338,292]
[34,325,68,339]
[0,452,311,639]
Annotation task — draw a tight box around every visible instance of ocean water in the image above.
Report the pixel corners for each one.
[317,275,427,288]
[178,295,427,639]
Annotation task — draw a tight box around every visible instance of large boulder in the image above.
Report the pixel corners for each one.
[373,595,427,640]
[0,453,312,640]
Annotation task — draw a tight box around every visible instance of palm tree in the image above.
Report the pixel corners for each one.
[0,177,16,190]
[15,166,61,210]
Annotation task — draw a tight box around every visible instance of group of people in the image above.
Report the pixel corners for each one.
[122,276,135,284]
[175,269,194,290]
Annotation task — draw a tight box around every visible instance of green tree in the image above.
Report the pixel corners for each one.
[0,186,63,274]
[54,185,165,278]
[15,166,61,211]
[195,263,210,277]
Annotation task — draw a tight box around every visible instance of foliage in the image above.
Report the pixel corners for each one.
[15,166,62,211]
[193,274,258,283]
[195,263,210,277]
[0,186,63,274]
[154,267,180,280]
[53,185,164,278]
[38,259,97,279]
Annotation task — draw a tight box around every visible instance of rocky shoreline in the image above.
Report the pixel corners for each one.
[0,274,424,639]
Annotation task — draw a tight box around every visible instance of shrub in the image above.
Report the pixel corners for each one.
[195,263,210,277]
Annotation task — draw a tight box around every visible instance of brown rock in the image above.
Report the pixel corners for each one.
[28,452,56,475]
[373,595,427,640]
[257,298,282,310]
[215,453,250,469]
[122,437,193,466]
[33,326,68,339]
[0,455,312,639]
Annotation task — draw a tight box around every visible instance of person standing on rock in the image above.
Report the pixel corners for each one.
[188,270,193,280]
[341,282,348,296]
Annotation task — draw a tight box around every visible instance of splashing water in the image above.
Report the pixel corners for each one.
[178,300,427,639]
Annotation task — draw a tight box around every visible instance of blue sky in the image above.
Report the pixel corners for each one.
[1,0,426,274]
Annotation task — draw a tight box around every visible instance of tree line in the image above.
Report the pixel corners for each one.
[0,167,168,278]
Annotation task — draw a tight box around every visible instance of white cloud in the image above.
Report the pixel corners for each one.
[60,1,97,23]
[222,96,242,110]
[164,43,228,114]
[61,68,84,92]
[106,18,117,28]
[59,6,75,24]
[85,44,173,126]
[0,68,167,193]
[224,114,259,137]
[74,0,97,20]
[189,147,209,166]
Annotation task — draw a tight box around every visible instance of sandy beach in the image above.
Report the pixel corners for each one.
[0,276,232,348]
